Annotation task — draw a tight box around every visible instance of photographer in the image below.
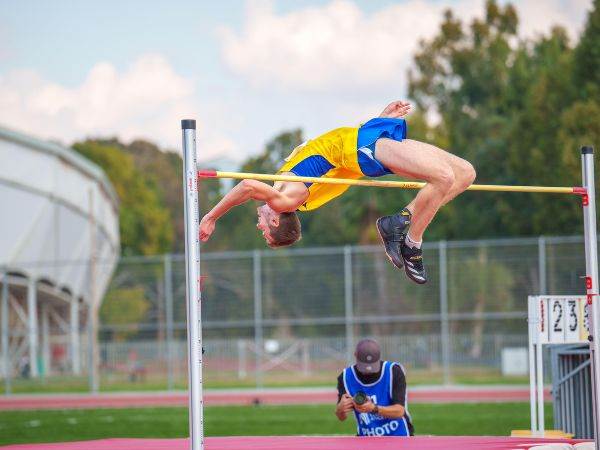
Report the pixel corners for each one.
[335,339,414,437]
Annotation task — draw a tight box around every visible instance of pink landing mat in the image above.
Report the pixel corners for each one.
[0,436,592,450]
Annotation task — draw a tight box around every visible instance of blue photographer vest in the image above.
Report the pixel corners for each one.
[343,361,409,437]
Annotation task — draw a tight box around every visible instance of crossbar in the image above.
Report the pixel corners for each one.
[198,170,582,195]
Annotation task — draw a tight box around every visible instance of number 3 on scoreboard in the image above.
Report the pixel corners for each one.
[565,299,580,343]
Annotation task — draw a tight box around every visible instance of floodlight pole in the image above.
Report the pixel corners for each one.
[181,119,204,450]
[582,146,600,447]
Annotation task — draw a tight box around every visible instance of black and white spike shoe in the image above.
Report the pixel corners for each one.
[375,209,411,270]
[400,243,428,284]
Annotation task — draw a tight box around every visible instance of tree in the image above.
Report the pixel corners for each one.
[73,140,173,255]
[125,140,186,252]
[407,0,599,240]
[573,0,600,98]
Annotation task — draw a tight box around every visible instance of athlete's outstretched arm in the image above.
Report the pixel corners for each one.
[379,100,412,119]
[200,179,296,241]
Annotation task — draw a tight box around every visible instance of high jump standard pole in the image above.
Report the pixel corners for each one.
[181,119,204,450]
[582,146,600,448]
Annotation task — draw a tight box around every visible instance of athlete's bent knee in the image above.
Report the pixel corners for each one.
[433,166,456,191]
[459,161,476,189]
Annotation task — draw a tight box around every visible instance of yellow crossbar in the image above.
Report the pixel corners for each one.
[197,170,581,195]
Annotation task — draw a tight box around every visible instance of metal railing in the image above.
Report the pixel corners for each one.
[551,344,593,438]
[1,235,589,393]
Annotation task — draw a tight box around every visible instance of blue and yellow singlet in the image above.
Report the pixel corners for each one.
[278,117,407,211]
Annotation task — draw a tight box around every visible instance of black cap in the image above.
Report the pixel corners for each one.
[181,119,196,130]
[355,339,381,374]
[582,146,594,154]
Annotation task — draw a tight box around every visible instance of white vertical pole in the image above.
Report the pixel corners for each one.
[439,240,450,385]
[343,245,354,364]
[581,146,600,448]
[253,250,263,389]
[538,237,547,295]
[87,189,99,394]
[86,303,98,392]
[237,339,247,379]
[41,304,50,378]
[181,119,204,450]
[164,254,175,391]
[302,339,310,376]
[27,277,38,378]
[2,271,11,393]
[528,297,538,434]
[70,297,80,375]
[536,339,545,435]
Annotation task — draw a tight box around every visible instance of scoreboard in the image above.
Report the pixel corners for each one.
[528,295,591,436]
[531,296,590,345]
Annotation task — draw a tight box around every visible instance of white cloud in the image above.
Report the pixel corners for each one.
[219,0,442,91]
[218,0,591,92]
[1,1,591,167]
[0,54,232,156]
[515,0,591,41]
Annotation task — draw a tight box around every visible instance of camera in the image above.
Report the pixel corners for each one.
[353,391,368,405]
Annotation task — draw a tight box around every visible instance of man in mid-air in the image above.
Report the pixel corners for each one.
[200,101,476,284]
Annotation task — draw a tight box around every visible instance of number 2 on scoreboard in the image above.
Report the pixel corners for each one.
[549,298,565,343]
[553,301,563,332]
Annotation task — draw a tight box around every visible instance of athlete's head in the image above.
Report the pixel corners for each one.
[256,204,301,248]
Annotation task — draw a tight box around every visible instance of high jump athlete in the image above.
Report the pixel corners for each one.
[199,101,476,284]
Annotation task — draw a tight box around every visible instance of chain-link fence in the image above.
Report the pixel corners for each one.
[1,235,587,393]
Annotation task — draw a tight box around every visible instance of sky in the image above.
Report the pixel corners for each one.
[0,0,593,166]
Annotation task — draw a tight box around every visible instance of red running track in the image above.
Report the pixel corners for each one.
[0,386,550,411]
[0,436,591,450]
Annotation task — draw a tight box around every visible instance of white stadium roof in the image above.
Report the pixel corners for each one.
[0,125,120,307]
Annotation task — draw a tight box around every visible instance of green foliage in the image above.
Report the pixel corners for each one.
[407,0,600,240]
[125,140,186,252]
[99,287,150,341]
[73,140,173,255]
[573,0,600,97]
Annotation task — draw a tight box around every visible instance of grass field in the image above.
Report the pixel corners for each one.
[7,368,529,394]
[0,403,552,446]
